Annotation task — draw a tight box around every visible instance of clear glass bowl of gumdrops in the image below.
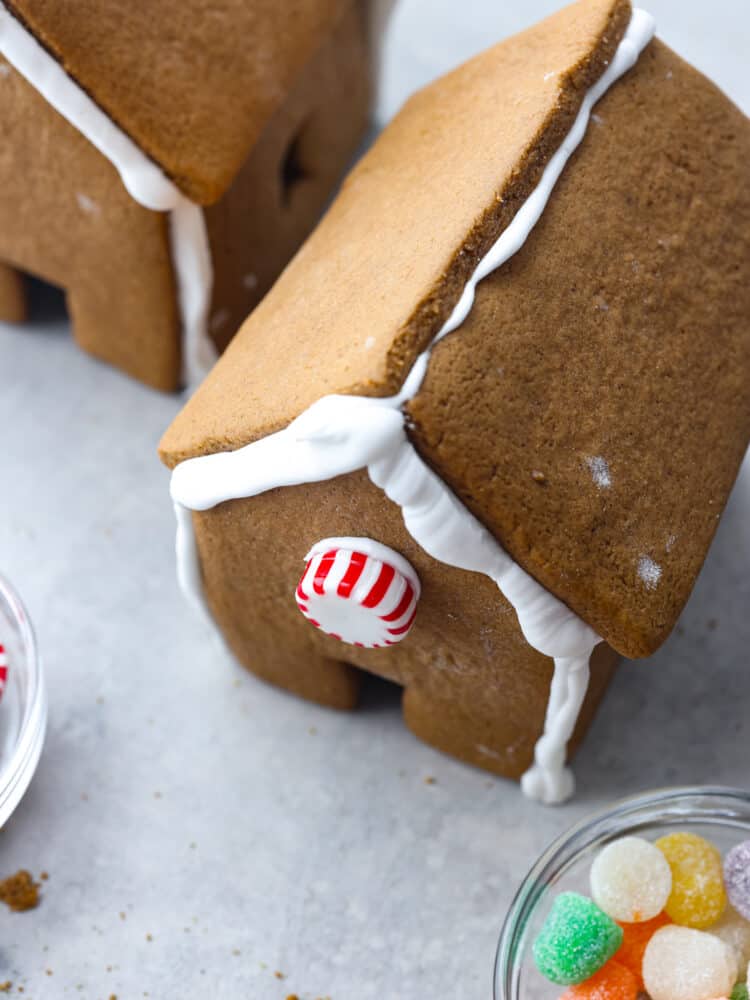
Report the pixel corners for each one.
[0,574,47,826]
[495,786,750,1000]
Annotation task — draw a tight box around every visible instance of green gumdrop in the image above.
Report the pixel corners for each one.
[533,892,623,986]
[731,986,749,1000]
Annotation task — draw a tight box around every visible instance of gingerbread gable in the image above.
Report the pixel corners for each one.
[4,0,356,204]
[160,0,750,660]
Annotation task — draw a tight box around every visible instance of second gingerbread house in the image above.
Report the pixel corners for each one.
[0,0,378,388]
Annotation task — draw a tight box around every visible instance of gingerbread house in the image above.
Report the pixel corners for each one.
[0,0,381,389]
[159,0,750,802]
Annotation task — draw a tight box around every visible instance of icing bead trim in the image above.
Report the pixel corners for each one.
[170,9,656,804]
[0,3,217,385]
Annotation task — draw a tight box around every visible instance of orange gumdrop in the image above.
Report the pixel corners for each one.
[559,961,639,1000]
[616,913,672,987]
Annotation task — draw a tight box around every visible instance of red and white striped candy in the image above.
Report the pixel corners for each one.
[295,538,421,648]
[0,642,7,703]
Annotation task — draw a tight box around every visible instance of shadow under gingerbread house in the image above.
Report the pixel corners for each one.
[0,0,378,389]
[160,0,750,802]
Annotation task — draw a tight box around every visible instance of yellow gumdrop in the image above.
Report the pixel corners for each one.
[655,832,727,929]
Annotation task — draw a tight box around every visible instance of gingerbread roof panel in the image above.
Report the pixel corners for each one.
[160,0,633,463]
[406,39,750,658]
[6,0,353,204]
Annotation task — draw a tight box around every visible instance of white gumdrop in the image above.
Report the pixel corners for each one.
[590,835,672,922]
[710,905,750,977]
[643,926,738,1000]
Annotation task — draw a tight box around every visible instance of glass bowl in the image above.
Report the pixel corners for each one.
[0,573,47,826]
[495,786,750,999]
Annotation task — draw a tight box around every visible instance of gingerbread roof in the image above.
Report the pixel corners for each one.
[160,0,750,660]
[5,0,355,205]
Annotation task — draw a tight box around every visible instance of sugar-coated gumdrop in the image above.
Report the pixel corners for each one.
[642,925,738,1000]
[616,913,672,987]
[533,892,623,985]
[655,832,727,928]
[731,984,750,1000]
[591,837,672,922]
[724,841,750,922]
[711,905,750,974]
[559,960,639,1000]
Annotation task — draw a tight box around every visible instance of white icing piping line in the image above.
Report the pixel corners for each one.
[0,3,217,386]
[170,9,656,805]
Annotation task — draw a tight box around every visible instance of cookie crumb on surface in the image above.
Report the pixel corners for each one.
[274,970,285,979]
[424,776,436,785]
[0,983,11,993]
[0,870,40,912]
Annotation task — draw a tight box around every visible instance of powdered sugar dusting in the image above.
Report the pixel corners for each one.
[585,455,612,490]
[75,192,99,215]
[638,555,662,590]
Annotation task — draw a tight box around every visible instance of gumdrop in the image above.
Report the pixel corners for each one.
[655,832,727,928]
[617,912,672,987]
[710,905,750,974]
[642,925,738,1000]
[559,960,639,1000]
[533,892,623,985]
[724,841,750,922]
[591,837,672,922]
[731,984,750,1000]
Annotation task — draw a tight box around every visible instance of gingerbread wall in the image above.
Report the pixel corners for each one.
[0,60,179,387]
[192,471,617,779]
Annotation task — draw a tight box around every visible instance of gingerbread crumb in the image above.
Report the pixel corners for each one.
[0,870,40,912]
[285,995,300,1000]
[0,983,11,993]
[274,971,285,980]
[39,872,49,881]
[424,776,436,785]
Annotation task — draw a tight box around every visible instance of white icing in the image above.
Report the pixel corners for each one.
[169,10,656,804]
[0,3,217,384]
[170,201,216,385]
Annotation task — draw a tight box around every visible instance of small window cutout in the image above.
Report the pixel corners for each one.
[279,121,313,206]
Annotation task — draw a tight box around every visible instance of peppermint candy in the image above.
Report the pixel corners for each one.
[0,642,7,703]
[296,538,420,648]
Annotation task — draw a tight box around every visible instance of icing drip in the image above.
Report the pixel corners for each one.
[170,9,656,804]
[0,3,217,384]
